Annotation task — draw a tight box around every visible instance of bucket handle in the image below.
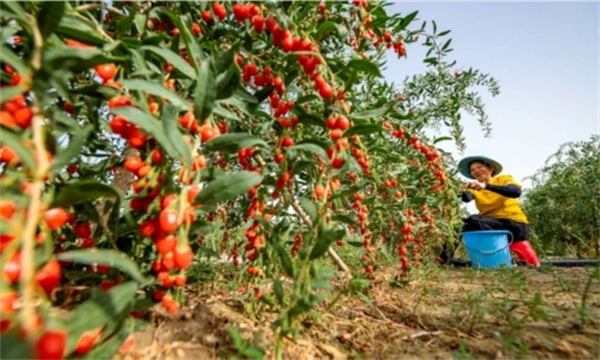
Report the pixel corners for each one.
[463,232,513,255]
[464,244,509,255]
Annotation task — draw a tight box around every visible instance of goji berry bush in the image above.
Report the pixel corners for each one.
[0,1,499,358]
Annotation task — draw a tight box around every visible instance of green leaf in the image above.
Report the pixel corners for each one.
[357,292,374,308]
[194,60,216,121]
[0,331,32,359]
[44,47,126,73]
[0,130,34,169]
[347,59,382,78]
[275,243,294,278]
[273,279,284,305]
[343,124,385,137]
[162,104,193,172]
[134,13,147,35]
[65,282,139,354]
[316,21,348,39]
[141,45,196,80]
[434,136,453,144]
[160,10,203,67]
[71,83,120,99]
[438,30,451,37]
[310,229,345,260]
[0,2,28,23]
[298,197,317,224]
[216,65,241,100]
[0,86,25,103]
[331,213,357,225]
[398,11,419,32]
[37,2,65,39]
[289,143,328,159]
[82,328,129,360]
[56,251,150,285]
[424,57,438,65]
[50,125,93,172]
[215,42,241,73]
[194,171,262,205]
[0,45,31,80]
[349,106,388,120]
[310,266,335,290]
[121,79,189,110]
[112,107,181,160]
[202,133,267,154]
[51,180,122,208]
[55,15,107,47]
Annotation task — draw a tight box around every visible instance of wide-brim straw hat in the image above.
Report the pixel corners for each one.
[458,156,503,180]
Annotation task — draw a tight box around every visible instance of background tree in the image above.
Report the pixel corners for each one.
[523,135,600,258]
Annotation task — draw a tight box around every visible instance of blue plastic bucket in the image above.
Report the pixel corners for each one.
[462,230,512,269]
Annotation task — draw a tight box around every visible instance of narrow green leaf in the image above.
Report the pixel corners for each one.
[0,86,25,104]
[50,125,93,172]
[310,266,335,290]
[194,171,262,205]
[1,2,28,23]
[275,243,294,278]
[398,11,419,31]
[0,45,30,80]
[134,13,147,35]
[112,107,180,160]
[37,2,65,39]
[316,21,348,39]
[434,136,453,144]
[298,197,317,224]
[121,79,189,110]
[343,124,385,137]
[162,104,193,171]
[202,133,267,154]
[44,46,101,62]
[289,143,328,160]
[349,106,388,120]
[331,213,357,225]
[51,180,122,208]
[273,279,284,305]
[82,328,129,360]
[216,65,241,100]
[141,45,196,80]
[65,282,138,353]
[56,251,150,285]
[0,130,34,169]
[424,57,438,65]
[212,103,239,120]
[160,10,203,67]
[55,15,107,47]
[71,84,120,99]
[310,229,345,260]
[215,42,241,73]
[0,331,32,359]
[347,59,382,78]
[194,60,216,121]
[438,30,451,37]
[441,39,452,51]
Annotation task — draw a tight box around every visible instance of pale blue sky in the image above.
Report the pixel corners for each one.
[383,1,599,191]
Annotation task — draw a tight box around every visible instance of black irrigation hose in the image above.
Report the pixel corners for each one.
[450,259,600,268]
[540,259,599,267]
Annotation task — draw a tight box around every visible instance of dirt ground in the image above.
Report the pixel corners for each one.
[121,265,600,360]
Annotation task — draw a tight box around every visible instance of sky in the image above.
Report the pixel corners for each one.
[381,1,599,192]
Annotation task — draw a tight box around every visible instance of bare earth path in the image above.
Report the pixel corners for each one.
[122,265,599,360]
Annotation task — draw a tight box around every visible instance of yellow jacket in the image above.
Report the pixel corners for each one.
[471,175,528,224]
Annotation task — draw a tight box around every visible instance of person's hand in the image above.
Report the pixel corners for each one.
[466,181,486,190]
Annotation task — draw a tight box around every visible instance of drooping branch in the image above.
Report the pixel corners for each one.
[289,197,350,274]
[254,155,350,274]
